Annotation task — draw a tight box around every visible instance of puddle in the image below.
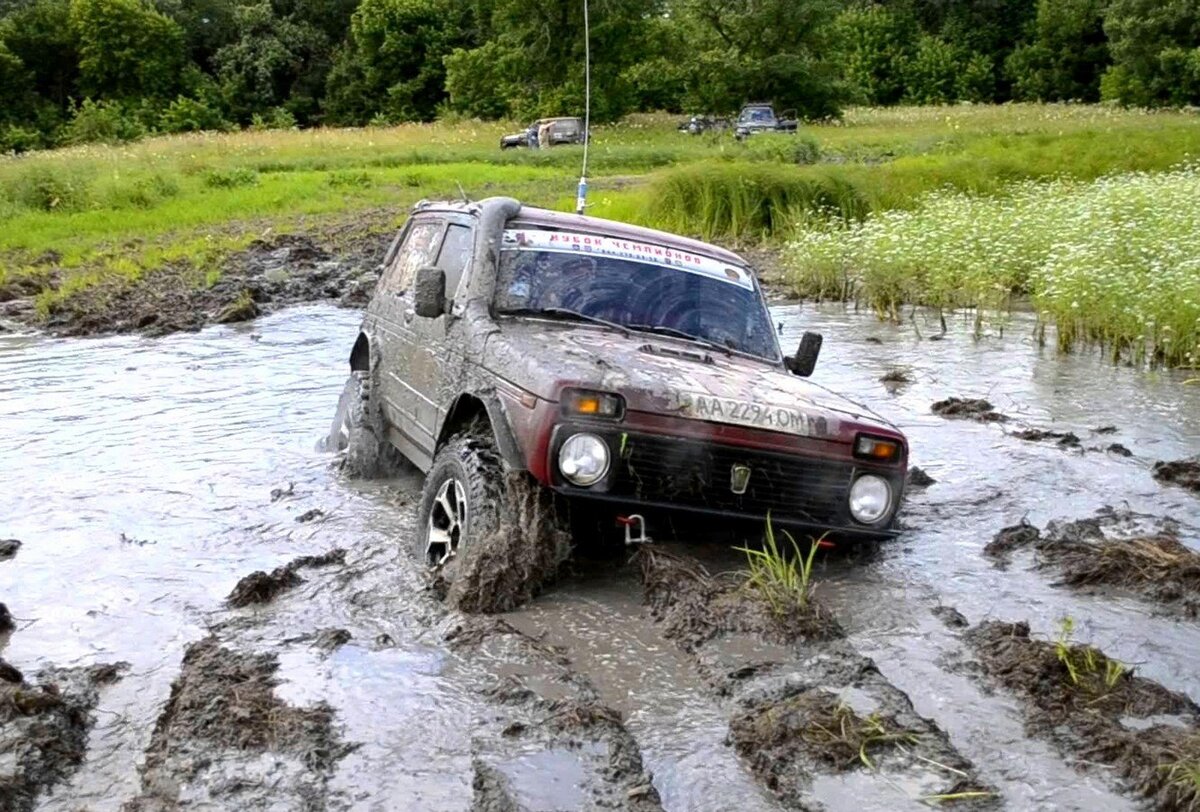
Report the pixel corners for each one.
[2,302,1199,810]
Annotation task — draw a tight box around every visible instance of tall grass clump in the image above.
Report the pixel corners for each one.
[786,167,1200,367]
[736,517,823,614]
[644,161,869,242]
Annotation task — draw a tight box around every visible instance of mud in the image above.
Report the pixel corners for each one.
[906,467,936,488]
[10,227,391,338]
[637,547,841,652]
[446,617,664,811]
[635,547,992,808]
[1155,456,1200,494]
[443,474,573,615]
[1,662,126,812]
[965,620,1200,810]
[0,538,19,561]
[124,635,348,811]
[226,548,346,608]
[985,510,1200,617]
[931,397,1009,423]
[0,603,13,634]
[1012,428,1081,448]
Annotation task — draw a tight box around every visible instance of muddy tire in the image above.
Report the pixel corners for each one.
[416,430,571,613]
[328,371,392,477]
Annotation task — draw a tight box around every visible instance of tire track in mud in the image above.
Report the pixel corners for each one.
[122,492,666,812]
[962,620,1200,811]
[626,546,996,811]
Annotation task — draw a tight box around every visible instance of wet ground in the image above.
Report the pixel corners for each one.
[2,302,1200,810]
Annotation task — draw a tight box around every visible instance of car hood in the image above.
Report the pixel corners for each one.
[485,320,897,442]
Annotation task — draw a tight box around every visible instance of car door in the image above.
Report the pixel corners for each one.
[369,215,445,464]
[402,215,477,467]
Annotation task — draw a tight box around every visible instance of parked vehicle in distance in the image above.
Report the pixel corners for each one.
[331,197,908,593]
[677,115,730,135]
[734,104,799,140]
[500,117,586,149]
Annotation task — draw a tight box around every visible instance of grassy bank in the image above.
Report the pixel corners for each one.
[785,168,1200,368]
[1,104,1198,347]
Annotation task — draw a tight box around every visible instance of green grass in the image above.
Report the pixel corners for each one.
[736,517,823,614]
[785,167,1200,368]
[2,104,1198,339]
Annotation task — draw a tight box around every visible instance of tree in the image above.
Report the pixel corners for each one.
[1006,0,1109,101]
[213,1,328,124]
[672,0,846,117]
[327,0,473,123]
[0,41,35,123]
[69,0,185,100]
[1102,0,1200,106]
[0,0,79,111]
[832,3,919,105]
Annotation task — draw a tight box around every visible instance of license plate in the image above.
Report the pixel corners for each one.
[678,393,827,438]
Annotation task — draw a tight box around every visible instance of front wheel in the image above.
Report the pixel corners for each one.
[328,370,393,477]
[415,430,571,612]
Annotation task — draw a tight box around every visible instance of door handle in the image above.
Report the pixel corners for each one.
[403,309,415,325]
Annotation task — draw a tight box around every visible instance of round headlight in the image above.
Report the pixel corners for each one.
[849,475,892,524]
[558,433,610,487]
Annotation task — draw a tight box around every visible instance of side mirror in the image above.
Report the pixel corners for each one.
[413,266,446,318]
[784,331,822,377]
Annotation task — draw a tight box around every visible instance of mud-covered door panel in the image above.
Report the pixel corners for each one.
[406,218,476,457]
[373,218,444,461]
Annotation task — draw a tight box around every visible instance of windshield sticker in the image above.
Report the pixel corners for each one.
[678,392,831,438]
[501,229,753,290]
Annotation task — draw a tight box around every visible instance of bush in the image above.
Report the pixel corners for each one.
[0,125,44,154]
[101,173,181,208]
[62,99,146,145]
[248,107,297,131]
[743,135,821,165]
[159,95,231,133]
[202,167,259,188]
[5,164,94,211]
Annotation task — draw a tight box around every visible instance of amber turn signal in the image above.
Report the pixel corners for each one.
[561,388,625,419]
[853,435,900,462]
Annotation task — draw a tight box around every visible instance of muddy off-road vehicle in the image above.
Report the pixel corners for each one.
[331,197,907,592]
[500,117,586,149]
[734,103,799,140]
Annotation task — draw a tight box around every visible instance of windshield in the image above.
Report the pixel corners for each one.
[739,107,772,123]
[494,228,779,361]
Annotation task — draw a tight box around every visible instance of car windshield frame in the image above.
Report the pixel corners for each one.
[492,227,782,363]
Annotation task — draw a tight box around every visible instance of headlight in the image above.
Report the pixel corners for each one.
[559,433,610,486]
[849,475,892,524]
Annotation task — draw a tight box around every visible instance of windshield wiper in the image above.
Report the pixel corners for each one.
[626,323,733,356]
[502,307,629,336]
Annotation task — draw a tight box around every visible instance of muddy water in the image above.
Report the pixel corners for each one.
[2,302,1199,810]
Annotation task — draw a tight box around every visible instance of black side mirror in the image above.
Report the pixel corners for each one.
[413,266,446,318]
[785,331,822,377]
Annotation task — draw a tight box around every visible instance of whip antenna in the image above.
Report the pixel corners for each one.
[575,0,591,215]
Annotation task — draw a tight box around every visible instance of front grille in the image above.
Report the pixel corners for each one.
[611,433,854,525]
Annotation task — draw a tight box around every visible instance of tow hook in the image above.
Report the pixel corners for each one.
[616,514,651,546]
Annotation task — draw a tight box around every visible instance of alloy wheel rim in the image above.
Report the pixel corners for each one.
[426,477,467,567]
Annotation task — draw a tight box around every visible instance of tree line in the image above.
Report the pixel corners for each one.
[1,0,1198,151]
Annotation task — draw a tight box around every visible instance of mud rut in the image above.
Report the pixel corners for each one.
[3,303,1200,811]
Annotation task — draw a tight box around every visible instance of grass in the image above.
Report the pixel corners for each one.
[785,167,1200,368]
[736,517,824,614]
[2,103,1198,345]
[1053,617,1130,696]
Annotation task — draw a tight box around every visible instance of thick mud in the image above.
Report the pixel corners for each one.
[1155,456,1200,494]
[985,509,1200,617]
[965,620,1200,810]
[636,546,993,809]
[4,302,1200,810]
[1,227,391,338]
[1,661,126,812]
[226,548,347,608]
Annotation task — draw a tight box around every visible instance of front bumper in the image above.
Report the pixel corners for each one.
[545,423,904,541]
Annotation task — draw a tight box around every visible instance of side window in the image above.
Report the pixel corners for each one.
[379,221,442,295]
[436,224,474,300]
